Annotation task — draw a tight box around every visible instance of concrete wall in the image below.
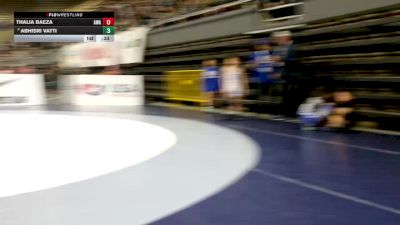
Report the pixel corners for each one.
[147,0,400,48]
[304,0,400,22]
[147,7,260,48]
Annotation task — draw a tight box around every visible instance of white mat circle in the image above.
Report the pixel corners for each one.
[0,113,176,198]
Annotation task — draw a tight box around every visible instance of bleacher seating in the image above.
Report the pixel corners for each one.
[293,6,400,130]
[143,4,400,131]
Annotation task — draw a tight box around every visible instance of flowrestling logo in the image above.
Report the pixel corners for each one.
[76,84,141,96]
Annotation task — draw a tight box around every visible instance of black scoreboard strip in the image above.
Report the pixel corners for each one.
[14,12,115,42]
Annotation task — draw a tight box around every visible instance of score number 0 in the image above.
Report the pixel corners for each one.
[103,18,114,26]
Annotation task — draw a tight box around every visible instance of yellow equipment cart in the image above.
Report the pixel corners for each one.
[165,70,207,106]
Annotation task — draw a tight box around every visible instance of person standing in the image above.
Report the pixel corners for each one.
[250,39,275,100]
[220,57,249,115]
[272,30,304,118]
[201,59,219,109]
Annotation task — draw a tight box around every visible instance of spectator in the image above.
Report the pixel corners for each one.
[326,91,355,130]
[103,65,121,75]
[0,68,15,73]
[220,56,249,116]
[272,30,294,78]
[16,66,36,74]
[249,39,275,100]
[272,30,304,118]
[297,93,335,130]
[201,59,219,109]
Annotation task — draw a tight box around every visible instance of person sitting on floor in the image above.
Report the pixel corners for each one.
[326,91,355,130]
[297,95,334,130]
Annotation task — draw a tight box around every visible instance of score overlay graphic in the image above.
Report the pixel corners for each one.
[14,12,114,43]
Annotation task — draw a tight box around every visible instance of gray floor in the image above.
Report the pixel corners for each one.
[0,110,260,225]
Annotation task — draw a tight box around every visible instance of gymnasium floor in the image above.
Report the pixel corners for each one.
[0,105,399,225]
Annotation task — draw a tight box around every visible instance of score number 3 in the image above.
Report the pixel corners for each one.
[103,26,114,34]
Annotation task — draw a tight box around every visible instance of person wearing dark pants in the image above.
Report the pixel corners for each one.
[272,30,305,118]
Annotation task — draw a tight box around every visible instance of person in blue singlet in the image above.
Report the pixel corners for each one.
[249,39,275,99]
[202,59,219,108]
